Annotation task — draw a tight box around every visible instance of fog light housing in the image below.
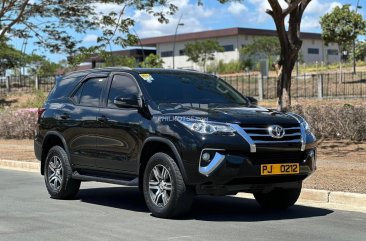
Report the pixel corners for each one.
[202,152,211,162]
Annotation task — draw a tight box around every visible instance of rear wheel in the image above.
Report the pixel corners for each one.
[254,184,302,209]
[143,152,193,218]
[44,146,81,199]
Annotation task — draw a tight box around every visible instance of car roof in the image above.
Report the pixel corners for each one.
[63,67,210,79]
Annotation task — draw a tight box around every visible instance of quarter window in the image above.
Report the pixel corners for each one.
[107,75,139,108]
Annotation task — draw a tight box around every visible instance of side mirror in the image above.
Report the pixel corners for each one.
[113,95,141,108]
[246,96,258,106]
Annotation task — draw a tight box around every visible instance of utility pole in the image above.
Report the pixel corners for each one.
[172,14,184,69]
[353,0,361,74]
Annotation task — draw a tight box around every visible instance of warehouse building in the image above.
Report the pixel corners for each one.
[139,27,339,70]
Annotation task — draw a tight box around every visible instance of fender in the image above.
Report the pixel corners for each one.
[140,137,188,183]
[42,131,70,160]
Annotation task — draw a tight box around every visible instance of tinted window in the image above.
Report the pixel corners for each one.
[308,48,319,54]
[161,51,173,57]
[75,78,106,107]
[222,45,234,52]
[139,73,248,108]
[327,49,338,55]
[107,75,139,107]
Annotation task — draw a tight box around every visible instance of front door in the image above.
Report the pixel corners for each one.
[95,74,144,174]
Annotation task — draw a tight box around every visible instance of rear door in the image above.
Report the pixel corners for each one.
[65,75,108,169]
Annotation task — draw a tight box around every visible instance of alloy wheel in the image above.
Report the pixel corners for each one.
[148,164,173,207]
[48,156,63,191]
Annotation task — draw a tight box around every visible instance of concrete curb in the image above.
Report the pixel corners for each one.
[1,159,365,211]
[0,159,39,172]
[237,189,366,212]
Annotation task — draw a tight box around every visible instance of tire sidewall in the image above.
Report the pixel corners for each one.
[44,146,69,198]
[143,153,180,217]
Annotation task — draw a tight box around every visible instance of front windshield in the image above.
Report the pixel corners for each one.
[139,72,248,108]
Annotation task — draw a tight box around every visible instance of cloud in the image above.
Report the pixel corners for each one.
[92,2,124,14]
[247,0,342,31]
[133,0,217,38]
[82,34,98,43]
[228,2,247,15]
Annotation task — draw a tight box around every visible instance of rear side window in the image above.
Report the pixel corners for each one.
[47,75,83,101]
[107,75,139,108]
[73,77,106,107]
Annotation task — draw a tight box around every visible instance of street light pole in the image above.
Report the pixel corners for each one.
[172,14,184,69]
[132,28,145,63]
[353,0,360,74]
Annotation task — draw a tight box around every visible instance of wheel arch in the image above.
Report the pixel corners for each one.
[138,137,188,190]
[41,131,69,175]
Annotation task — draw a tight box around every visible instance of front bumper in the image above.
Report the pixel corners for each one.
[182,147,317,193]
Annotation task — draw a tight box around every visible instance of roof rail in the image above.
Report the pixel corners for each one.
[66,66,133,76]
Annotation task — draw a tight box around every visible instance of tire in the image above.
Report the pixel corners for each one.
[44,146,81,199]
[143,152,193,218]
[254,183,302,210]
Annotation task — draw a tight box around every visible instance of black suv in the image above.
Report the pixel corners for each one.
[35,67,317,218]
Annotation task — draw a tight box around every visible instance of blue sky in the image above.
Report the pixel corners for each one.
[12,0,365,62]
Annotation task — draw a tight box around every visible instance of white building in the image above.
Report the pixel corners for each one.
[140,27,339,70]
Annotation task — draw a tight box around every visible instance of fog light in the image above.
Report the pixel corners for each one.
[202,152,211,162]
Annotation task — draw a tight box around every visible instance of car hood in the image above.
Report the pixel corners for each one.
[158,106,299,127]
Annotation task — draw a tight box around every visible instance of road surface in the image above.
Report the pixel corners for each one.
[0,168,365,241]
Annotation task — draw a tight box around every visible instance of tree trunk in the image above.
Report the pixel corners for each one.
[277,53,298,112]
[277,65,292,112]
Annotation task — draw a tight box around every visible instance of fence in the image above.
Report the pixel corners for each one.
[1,72,366,100]
[221,72,366,100]
[0,75,55,96]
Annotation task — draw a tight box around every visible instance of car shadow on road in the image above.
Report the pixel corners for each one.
[77,186,333,222]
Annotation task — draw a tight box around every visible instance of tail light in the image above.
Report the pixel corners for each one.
[37,108,46,121]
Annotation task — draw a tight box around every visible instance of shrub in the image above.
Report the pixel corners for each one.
[292,104,366,141]
[207,60,245,74]
[0,108,38,139]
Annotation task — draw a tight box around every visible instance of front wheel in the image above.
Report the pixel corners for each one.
[254,184,302,210]
[143,152,193,218]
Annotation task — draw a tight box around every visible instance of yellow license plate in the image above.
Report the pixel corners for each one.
[261,163,299,175]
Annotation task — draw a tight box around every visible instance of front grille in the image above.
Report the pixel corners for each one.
[242,126,302,144]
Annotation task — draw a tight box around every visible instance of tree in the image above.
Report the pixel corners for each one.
[265,0,312,112]
[353,40,366,61]
[240,36,280,70]
[141,54,164,68]
[241,37,280,59]
[184,40,224,71]
[0,1,177,57]
[0,43,25,75]
[320,4,366,58]
[27,54,61,76]
[102,55,137,68]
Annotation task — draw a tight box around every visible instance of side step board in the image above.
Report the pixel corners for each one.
[72,171,139,187]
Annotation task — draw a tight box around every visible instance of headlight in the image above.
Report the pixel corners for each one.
[302,120,311,132]
[177,119,235,135]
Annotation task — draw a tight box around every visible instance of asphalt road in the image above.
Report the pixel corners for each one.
[0,169,365,241]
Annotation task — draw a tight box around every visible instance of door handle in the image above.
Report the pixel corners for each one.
[98,116,108,122]
[60,113,70,120]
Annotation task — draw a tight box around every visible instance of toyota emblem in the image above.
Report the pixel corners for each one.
[268,125,285,139]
